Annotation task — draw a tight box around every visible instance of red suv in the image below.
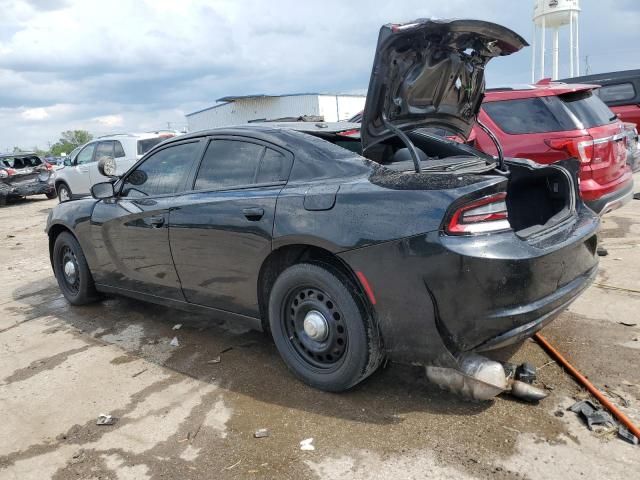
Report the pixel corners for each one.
[472,81,633,215]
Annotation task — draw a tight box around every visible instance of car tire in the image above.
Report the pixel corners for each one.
[57,183,71,202]
[52,231,99,305]
[268,263,382,392]
[45,190,57,199]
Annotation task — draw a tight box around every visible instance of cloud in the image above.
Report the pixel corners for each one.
[0,0,638,150]
[21,107,49,120]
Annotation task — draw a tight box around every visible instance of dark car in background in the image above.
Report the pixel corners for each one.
[45,20,599,398]
[0,153,56,205]
[472,81,633,215]
[561,69,640,131]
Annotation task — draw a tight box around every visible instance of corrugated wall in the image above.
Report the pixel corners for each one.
[186,95,366,131]
[187,95,320,132]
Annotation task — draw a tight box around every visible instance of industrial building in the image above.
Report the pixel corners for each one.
[185,93,365,132]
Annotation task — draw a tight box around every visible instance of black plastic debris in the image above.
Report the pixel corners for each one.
[634,192,640,200]
[618,426,639,445]
[569,400,616,431]
[596,246,608,257]
[515,363,537,384]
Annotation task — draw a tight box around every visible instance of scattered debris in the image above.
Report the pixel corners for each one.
[569,400,616,431]
[207,357,221,364]
[131,368,148,378]
[634,192,640,200]
[538,360,556,371]
[96,414,116,426]
[604,387,631,408]
[223,460,241,470]
[170,336,179,347]
[618,321,637,327]
[618,426,639,445]
[596,246,608,257]
[220,346,234,354]
[254,428,270,438]
[172,324,182,330]
[6,234,14,238]
[515,362,537,384]
[554,410,565,418]
[300,438,315,451]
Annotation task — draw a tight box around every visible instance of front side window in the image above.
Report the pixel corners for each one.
[121,142,199,198]
[76,143,96,165]
[194,140,265,191]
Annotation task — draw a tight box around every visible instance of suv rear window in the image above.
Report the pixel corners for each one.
[597,83,636,103]
[483,90,616,134]
[137,137,170,155]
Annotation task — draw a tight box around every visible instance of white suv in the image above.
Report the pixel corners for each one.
[55,132,176,201]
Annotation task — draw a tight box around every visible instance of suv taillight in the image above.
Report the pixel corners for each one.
[545,136,594,163]
[446,193,511,235]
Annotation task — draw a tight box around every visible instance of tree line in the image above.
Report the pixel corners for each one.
[12,130,93,158]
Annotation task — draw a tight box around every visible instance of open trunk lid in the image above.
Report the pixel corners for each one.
[361,19,528,153]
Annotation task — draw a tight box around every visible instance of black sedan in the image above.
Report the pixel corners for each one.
[46,19,599,396]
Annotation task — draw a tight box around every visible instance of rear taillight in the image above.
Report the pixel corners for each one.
[446,192,511,235]
[0,168,16,178]
[44,162,54,170]
[545,136,594,163]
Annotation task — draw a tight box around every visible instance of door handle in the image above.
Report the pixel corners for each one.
[242,207,264,221]
[149,215,165,227]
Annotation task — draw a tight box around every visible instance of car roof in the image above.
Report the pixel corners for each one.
[560,69,640,85]
[483,81,598,102]
[96,131,177,141]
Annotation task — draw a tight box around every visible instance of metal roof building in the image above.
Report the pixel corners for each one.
[185,93,365,132]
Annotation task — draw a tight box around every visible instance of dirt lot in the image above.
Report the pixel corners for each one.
[1,180,639,480]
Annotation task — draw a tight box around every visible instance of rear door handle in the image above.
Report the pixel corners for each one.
[149,215,165,227]
[242,207,264,221]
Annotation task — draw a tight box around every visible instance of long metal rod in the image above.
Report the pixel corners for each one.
[381,114,421,173]
[476,119,506,172]
[535,333,640,441]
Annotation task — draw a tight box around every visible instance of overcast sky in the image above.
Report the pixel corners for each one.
[1,0,639,151]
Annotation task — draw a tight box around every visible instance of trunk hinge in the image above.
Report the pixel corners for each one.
[381,113,421,173]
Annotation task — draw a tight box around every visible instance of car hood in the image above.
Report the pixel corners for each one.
[361,19,527,152]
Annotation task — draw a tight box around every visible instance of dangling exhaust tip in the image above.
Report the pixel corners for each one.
[508,379,549,403]
[425,354,549,402]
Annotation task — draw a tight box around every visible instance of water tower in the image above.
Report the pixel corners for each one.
[531,0,581,81]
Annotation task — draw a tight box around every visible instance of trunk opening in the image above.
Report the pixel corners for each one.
[506,163,574,237]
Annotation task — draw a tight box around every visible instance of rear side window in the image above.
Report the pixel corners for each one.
[483,97,574,134]
[122,142,199,197]
[559,90,616,128]
[137,137,167,155]
[256,148,291,183]
[114,141,126,158]
[597,83,636,103]
[95,141,114,160]
[194,140,264,190]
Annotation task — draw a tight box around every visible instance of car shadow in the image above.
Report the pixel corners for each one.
[9,278,513,425]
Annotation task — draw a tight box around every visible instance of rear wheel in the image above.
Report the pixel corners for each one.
[268,263,382,392]
[52,232,98,305]
[57,183,71,202]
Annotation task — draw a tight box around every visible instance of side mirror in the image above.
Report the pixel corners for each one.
[91,182,115,200]
[63,158,72,166]
[98,156,117,177]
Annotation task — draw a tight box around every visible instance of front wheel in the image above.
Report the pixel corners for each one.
[268,263,382,392]
[57,183,71,202]
[52,231,99,305]
[45,190,57,199]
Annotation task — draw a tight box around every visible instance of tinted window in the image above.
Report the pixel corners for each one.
[137,136,171,155]
[560,90,616,128]
[122,142,199,197]
[256,148,291,183]
[483,98,573,134]
[95,141,114,160]
[597,83,636,103]
[114,141,126,158]
[76,144,96,164]
[194,140,264,190]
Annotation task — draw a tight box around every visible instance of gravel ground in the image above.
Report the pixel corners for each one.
[1,177,639,480]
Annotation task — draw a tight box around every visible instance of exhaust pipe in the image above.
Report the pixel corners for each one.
[425,353,548,402]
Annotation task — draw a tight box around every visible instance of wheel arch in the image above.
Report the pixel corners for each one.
[257,243,376,334]
[48,223,76,267]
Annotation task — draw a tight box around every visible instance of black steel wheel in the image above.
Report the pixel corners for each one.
[52,231,98,305]
[269,263,382,392]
